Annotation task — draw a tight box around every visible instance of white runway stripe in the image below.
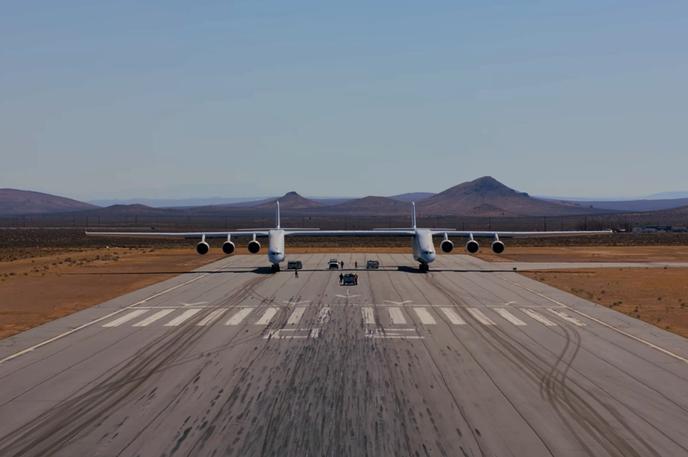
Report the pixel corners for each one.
[548,308,586,327]
[362,307,375,325]
[388,307,407,324]
[287,307,306,325]
[164,309,202,326]
[318,307,331,324]
[133,309,174,327]
[103,309,148,327]
[255,307,278,325]
[196,309,227,326]
[225,308,253,326]
[521,308,557,326]
[494,308,526,326]
[413,307,436,325]
[466,308,496,325]
[440,307,466,325]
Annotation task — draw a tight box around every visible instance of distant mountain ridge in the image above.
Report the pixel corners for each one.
[0,189,97,215]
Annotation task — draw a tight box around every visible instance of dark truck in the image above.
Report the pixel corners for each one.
[366,260,380,269]
[340,273,358,286]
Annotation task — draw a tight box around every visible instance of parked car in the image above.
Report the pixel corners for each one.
[366,260,380,269]
[328,259,339,269]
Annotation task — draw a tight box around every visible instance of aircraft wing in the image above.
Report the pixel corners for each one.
[432,229,613,238]
[85,231,269,239]
[284,230,416,237]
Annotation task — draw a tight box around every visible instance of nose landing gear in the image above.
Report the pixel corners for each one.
[271,263,280,273]
[419,262,429,273]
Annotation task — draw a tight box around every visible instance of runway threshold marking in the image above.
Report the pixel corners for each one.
[388,307,407,324]
[440,307,466,325]
[507,278,688,365]
[413,307,436,325]
[165,309,202,326]
[255,307,278,325]
[103,310,148,328]
[0,260,231,365]
[494,308,526,326]
[361,307,375,325]
[547,309,585,327]
[133,309,175,327]
[521,308,557,326]
[466,308,496,326]
[287,307,306,325]
[196,309,227,326]
[318,307,331,324]
[226,308,254,326]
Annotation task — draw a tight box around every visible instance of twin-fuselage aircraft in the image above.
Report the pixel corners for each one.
[87,201,611,272]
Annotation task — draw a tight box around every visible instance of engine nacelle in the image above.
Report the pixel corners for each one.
[491,240,505,254]
[465,239,480,254]
[440,239,454,253]
[222,241,235,254]
[196,241,210,255]
[247,240,261,254]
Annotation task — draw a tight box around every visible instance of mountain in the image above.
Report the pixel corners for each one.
[389,192,435,202]
[318,196,412,215]
[644,191,688,200]
[89,197,260,208]
[418,176,602,217]
[563,198,688,212]
[253,192,322,210]
[0,188,97,216]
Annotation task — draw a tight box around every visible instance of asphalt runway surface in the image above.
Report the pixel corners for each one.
[0,254,687,457]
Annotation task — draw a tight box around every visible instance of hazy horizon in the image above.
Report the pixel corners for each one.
[2,1,687,200]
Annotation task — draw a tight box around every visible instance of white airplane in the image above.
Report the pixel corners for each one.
[87,201,611,272]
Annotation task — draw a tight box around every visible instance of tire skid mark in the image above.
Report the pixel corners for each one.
[431,272,663,457]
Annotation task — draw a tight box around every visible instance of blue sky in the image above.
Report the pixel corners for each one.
[1,1,687,200]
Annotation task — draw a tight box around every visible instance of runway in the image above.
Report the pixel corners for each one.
[0,253,687,457]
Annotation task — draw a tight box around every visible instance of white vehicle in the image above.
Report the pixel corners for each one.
[86,201,611,273]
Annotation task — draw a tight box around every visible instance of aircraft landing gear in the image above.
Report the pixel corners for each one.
[271,263,280,273]
[419,263,429,273]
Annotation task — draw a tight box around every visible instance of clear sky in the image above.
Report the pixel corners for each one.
[1,0,687,200]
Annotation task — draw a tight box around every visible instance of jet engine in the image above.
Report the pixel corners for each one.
[491,240,505,254]
[196,241,210,255]
[440,239,454,253]
[465,239,480,254]
[247,240,261,254]
[222,241,235,254]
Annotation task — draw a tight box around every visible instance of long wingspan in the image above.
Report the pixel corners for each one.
[85,231,269,240]
[434,230,612,238]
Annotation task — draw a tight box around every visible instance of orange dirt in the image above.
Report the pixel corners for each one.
[477,245,688,263]
[522,269,688,338]
[0,248,222,339]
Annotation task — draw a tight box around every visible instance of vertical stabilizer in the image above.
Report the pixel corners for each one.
[411,202,417,229]
[276,201,281,229]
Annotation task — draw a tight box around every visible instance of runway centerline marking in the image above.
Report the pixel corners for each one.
[103,310,148,328]
[388,307,407,325]
[440,307,466,325]
[133,309,174,327]
[507,278,688,365]
[318,307,331,324]
[413,307,436,325]
[495,308,526,326]
[226,308,253,326]
[466,308,496,326]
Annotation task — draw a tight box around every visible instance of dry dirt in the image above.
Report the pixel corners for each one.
[476,245,688,263]
[522,268,688,338]
[0,248,222,339]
